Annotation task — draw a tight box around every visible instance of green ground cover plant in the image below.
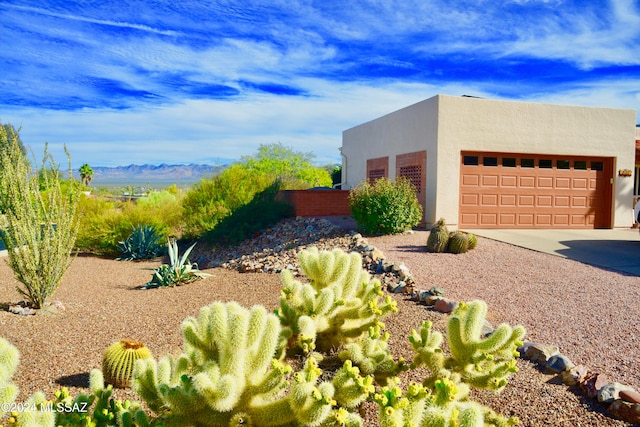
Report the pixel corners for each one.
[349,177,423,235]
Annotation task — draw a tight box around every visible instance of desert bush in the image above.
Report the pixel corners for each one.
[202,180,292,245]
[0,125,79,309]
[76,189,182,255]
[349,177,423,235]
[242,142,332,189]
[181,164,276,239]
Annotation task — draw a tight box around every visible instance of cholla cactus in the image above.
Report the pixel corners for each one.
[132,301,372,427]
[277,248,397,353]
[338,324,408,386]
[375,300,525,427]
[53,370,148,427]
[0,338,20,415]
[446,300,525,392]
[0,338,56,426]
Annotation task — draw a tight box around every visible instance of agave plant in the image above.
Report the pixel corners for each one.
[117,225,165,261]
[143,239,210,288]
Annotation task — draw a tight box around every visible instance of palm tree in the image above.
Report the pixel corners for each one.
[79,163,94,187]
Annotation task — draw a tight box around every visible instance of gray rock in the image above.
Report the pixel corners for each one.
[391,282,407,294]
[480,320,494,337]
[397,264,411,280]
[518,342,559,363]
[545,353,575,374]
[428,286,446,296]
[598,382,636,403]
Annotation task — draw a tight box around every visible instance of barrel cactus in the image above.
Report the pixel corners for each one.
[466,232,478,250]
[426,218,449,253]
[103,339,153,388]
[447,231,469,254]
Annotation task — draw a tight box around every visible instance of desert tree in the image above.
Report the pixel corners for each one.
[79,163,94,187]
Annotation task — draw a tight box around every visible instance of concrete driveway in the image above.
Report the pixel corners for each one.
[463,228,640,276]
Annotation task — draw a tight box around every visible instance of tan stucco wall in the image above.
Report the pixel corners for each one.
[341,96,440,221]
[342,94,637,229]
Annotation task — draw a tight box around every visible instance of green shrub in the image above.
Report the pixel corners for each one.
[203,180,292,245]
[76,189,183,255]
[181,164,277,239]
[348,177,423,235]
[0,125,79,309]
[117,225,165,261]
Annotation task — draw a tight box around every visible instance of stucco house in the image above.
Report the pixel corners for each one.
[341,94,637,229]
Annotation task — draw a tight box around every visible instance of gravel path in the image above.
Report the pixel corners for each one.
[1,223,638,426]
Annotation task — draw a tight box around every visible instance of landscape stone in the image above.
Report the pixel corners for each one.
[545,353,575,374]
[397,264,411,280]
[619,389,640,404]
[428,286,446,296]
[433,298,458,313]
[608,400,640,424]
[560,364,589,386]
[424,295,442,306]
[391,282,407,294]
[480,320,494,337]
[598,382,636,403]
[518,342,560,364]
[579,372,611,399]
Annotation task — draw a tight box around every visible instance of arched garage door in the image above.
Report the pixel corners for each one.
[459,152,613,228]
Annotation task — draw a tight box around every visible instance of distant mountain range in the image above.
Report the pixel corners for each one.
[75,163,228,187]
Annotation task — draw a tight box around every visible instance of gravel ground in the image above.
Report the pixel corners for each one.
[1,225,639,426]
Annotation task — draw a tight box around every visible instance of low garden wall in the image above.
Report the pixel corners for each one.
[278,189,351,217]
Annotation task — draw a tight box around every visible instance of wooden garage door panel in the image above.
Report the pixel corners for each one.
[459,152,612,229]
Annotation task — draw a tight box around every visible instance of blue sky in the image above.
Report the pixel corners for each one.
[1,0,639,168]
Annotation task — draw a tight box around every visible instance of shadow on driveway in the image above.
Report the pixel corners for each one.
[464,228,640,277]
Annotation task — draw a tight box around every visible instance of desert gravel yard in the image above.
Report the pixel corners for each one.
[1,229,639,426]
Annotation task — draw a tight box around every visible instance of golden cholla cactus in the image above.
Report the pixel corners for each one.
[276,247,397,353]
[132,301,372,426]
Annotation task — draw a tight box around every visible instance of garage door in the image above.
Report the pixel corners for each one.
[459,152,613,228]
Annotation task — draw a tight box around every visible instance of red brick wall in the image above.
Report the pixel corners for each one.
[279,190,351,216]
[367,156,389,183]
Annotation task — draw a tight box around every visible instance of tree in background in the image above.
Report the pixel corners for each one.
[241,142,332,188]
[79,163,94,187]
[0,124,79,309]
[182,143,330,239]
